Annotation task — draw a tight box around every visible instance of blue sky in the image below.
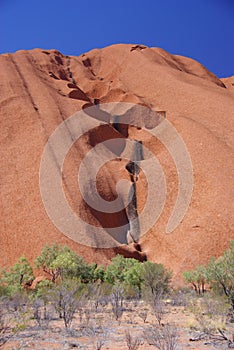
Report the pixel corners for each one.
[0,0,233,77]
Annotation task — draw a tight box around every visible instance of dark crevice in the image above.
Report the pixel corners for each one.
[130,45,147,52]
[54,55,63,65]
[9,55,39,113]
[49,71,59,80]
[126,140,144,244]
[66,56,76,85]
[81,55,96,77]
[82,58,91,67]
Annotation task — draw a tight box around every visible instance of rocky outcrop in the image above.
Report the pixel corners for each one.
[0,44,233,281]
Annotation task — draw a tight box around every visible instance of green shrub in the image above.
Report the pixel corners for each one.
[206,241,234,309]
[0,256,34,296]
[183,240,234,311]
[104,255,142,288]
[183,265,206,294]
[35,244,105,284]
[141,261,172,297]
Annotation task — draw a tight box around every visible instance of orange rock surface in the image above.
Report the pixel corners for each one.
[0,44,233,281]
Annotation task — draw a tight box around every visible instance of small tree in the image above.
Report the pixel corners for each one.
[105,255,141,285]
[32,297,52,328]
[0,256,34,295]
[125,330,141,350]
[141,261,172,298]
[109,283,125,322]
[206,241,234,310]
[34,244,65,282]
[88,263,105,283]
[145,324,179,350]
[35,244,103,283]
[50,250,90,282]
[152,294,166,326]
[88,282,110,312]
[183,265,206,294]
[50,280,82,329]
[123,261,143,295]
[85,324,107,350]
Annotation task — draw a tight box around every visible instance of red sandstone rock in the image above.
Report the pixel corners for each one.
[0,44,233,282]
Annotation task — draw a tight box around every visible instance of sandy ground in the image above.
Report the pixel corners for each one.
[1,299,233,349]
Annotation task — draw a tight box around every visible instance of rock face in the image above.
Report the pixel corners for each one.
[0,44,233,281]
